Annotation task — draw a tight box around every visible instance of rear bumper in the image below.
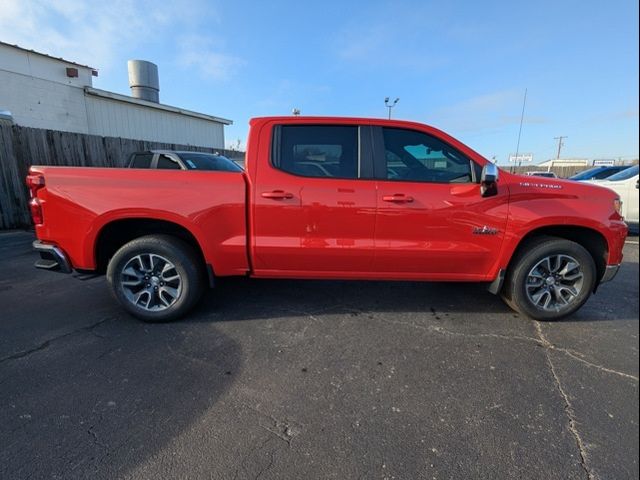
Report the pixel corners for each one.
[600,264,620,283]
[33,241,72,273]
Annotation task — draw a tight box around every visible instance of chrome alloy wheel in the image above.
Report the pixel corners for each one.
[120,254,182,311]
[525,254,585,311]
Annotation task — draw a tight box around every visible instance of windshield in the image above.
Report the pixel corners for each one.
[605,165,639,181]
[569,167,604,180]
[177,153,243,172]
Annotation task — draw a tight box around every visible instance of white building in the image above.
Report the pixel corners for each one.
[537,158,590,168]
[0,42,231,149]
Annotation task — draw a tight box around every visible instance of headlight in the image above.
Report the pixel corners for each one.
[614,197,623,216]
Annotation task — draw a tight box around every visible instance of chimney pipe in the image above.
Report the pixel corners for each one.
[127,60,159,103]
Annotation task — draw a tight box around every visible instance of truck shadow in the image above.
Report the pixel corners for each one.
[190,266,638,324]
[0,312,241,479]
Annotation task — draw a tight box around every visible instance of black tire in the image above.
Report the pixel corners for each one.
[501,236,597,321]
[106,235,205,322]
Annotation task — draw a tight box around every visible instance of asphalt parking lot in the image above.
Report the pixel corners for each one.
[0,231,638,480]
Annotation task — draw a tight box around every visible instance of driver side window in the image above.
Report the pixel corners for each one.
[382,127,478,183]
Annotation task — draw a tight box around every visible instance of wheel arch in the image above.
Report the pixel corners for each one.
[507,225,608,286]
[94,218,209,279]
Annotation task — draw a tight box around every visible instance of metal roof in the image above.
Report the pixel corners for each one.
[85,87,233,125]
[0,41,98,71]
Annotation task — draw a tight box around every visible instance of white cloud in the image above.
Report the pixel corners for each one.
[176,35,245,81]
[338,25,388,61]
[1,0,144,67]
[254,79,330,114]
[432,90,546,133]
[334,13,448,71]
[0,0,238,79]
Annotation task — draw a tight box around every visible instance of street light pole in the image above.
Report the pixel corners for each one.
[384,97,399,119]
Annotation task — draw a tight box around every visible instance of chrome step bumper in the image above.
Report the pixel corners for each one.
[33,241,72,273]
[600,264,621,283]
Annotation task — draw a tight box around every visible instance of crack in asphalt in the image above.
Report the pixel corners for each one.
[535,321,596,480]
[232,435,274,480]
[379,317,638,382]
[254,439,277,480]
[559,348,639,381]
[87,424,107,450]
[274,302,639,382]
[242,403,300,447]
[0,317,113,364]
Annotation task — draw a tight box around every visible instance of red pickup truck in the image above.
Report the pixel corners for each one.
[27,116,627,322]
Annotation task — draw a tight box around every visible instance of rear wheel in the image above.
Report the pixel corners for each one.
[501,236,597,320]
[106,235,204,322]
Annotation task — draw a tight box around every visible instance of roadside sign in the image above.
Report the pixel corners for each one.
[593,159,615,166]
[509,153,533,163]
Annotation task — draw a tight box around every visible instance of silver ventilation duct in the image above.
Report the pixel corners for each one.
[127,60,159,103]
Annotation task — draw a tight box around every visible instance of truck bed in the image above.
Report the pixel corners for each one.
[29,166,249,275]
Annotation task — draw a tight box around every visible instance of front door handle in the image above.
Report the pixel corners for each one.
[261,190,294,200]
[382,194,414,203]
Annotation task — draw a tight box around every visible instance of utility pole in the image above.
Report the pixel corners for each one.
[554,136,567,159]
[384,97,399,119]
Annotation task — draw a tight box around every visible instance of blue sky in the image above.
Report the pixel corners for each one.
[1,0,638,163]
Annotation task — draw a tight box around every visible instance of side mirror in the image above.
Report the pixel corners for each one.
[481,163,499,197]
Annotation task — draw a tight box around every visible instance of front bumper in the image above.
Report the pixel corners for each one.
[33,241,72,273]
[600,264,620,283]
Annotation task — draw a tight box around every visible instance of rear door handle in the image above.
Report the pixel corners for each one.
[382,194,414,203]
[261,190,294,200]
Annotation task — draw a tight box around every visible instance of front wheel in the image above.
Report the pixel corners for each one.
[106,235,204,322]
[501,236,597,321]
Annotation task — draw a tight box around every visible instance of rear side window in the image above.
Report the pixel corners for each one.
[157,155,182,170]
[272,125,359,179]
[130,153,153,168]
[179,153,243,172]
[593,167,624,179]
[382,127,476,183]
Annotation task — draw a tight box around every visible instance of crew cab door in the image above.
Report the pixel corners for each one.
[372,126,509,279]
[251,123,377,275]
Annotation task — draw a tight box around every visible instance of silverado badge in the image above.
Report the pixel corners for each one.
[473,226,500,235]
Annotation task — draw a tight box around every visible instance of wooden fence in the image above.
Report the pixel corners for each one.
[0,125,244,230]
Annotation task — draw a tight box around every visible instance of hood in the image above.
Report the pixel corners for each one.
[504,171,620,200]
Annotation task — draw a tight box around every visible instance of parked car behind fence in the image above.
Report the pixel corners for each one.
[585,165,639,226]
[128,150,243,172]
[569,166,629,181]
